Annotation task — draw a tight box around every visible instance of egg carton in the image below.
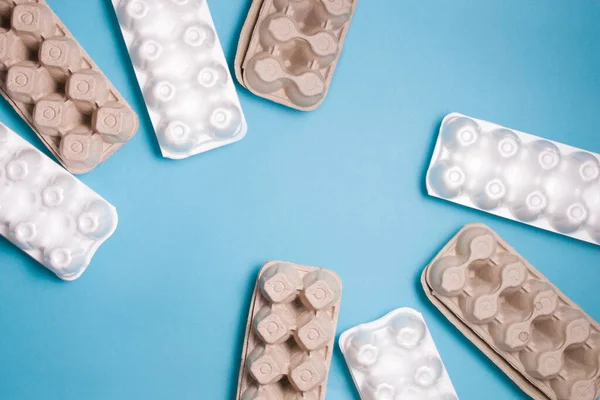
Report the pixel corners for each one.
[0,122,117,280]
[112,0,247,159]
[235,0,357,111]
[421,223,600,400]
[339,308,459,400]
[0,0,138,174]
[426,113,600,246]
[236,261,342,400]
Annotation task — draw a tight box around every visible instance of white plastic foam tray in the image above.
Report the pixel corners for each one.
[0,124,117,280]
[339,308,459,400]
[112,0,247,159]
[427,113,600,245]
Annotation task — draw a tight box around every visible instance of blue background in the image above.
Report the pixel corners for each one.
[0,0,598,399]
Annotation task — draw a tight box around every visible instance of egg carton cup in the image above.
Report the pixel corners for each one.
[339,308,459,400]
[235,0,357,111]
[0,0,138,174]
[236,261,342,400]
[426,113,600,246]
[0,123,117,280]
[421,223,600,400]
[112,0,247,159]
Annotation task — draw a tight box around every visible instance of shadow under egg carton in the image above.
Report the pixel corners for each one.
[422,223,600,400]
[236,261,342,400]
[0,123,117,280]
[339,308,459,400]
[235,0,357,111]
[426,113,600,246]
[0,0,138,174]
[112,0,247,159]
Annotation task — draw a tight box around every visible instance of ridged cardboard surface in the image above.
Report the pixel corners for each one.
[112,0,247,159]
[422,223,600,400]
[426,113,600,245]
[235,0,357,111]
[340,308,459,400]
[0,0,138,174]
[237,261,342,399]
[0,122,117,280]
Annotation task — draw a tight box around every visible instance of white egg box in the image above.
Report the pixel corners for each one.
[427,113,600,245]
[339,308,459,400]
[112,0,247,159]
[0,123,117,280]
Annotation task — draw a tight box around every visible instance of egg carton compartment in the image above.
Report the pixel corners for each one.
[0,0,138,174]
[0,122,117,280]
[236,261,342,400]
[421,223,600,400]
[339,308,459,400]
[426,113,600,246]
[235,0,357,111]
[112,0,247,159]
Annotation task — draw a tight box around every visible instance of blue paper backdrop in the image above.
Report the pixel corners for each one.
[0,0,599,399]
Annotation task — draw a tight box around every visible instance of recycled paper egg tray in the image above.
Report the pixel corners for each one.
[421,223,600,400]
[339,308,459,400]
[236,261,342,400]
[112,0,247,159]
[235,0,357,110]
[0,0,138,174]
[426,113,600,245]
[0,122,117,280]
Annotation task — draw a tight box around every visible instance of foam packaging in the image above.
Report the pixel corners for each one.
[0,123,117,280]
[426,113,600,245]
[235,0,357,111]
[421,223,600,400]
[236,261,342,400]
[0,0,138,174]
[112,0,247,159]
[339,308,459,400]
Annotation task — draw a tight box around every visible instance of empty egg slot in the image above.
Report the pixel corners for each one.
[462,259,500,295]
[528,317,565,352]
[496,290,535,322]
[562,345,599,380]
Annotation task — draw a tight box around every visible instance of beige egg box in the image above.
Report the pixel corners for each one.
[235,0,357,111]
[236,261,342,400]
[0,0,138,174]
[422,223,600,400]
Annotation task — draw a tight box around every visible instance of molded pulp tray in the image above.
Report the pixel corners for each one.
[421,223,600,400]
[339,308,459,400]
[426,113,600,245]
[112,0,247,159]
[0,123,117,280]
[236,261,342,399]
[0,0,138,174]
[235,0,357,111]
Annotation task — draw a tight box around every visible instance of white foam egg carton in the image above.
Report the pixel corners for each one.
[427,113,600,245]
[112,0,247,159]
[339,308,459,400]
[0,123,117,280]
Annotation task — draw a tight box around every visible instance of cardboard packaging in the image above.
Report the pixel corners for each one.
[422,223,600,400]
[0,0,138,174]
[235,0,357,111]
[237,261,342,399]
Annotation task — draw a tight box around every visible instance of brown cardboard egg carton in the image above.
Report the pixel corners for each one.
[0,0,138,174]
[235,0,357,111]
[421,223,600,400]
[237,261,342,399]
